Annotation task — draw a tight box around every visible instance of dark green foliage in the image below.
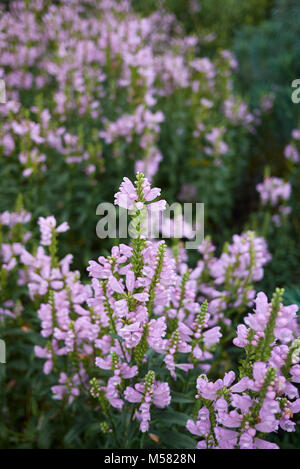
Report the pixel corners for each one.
[234,0,300,142]
[133,0,273,48]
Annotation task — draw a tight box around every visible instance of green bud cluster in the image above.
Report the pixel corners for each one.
[260,288,284,361]
[133,324,149,364]
[99,421,110,434]
[147,242,166,316]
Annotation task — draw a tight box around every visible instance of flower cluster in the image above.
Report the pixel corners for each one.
[284,129,300,164]
[15,174,222,427]
[191,232,271,325]
[0,0,299,451]
[187,288,300,449]
[256,177,291,207]
[31,174,284,440]
[256,177,292,227]
[0,0,260,188]
[1,173,299,447]
[0,201,32,319]
[86,174,223,426]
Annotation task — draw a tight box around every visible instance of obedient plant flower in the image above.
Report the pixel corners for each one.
[30,174,222,427]
[284,144,299,164]
[87,174,222,418]
[2,174,297,448]
[0,0,260,192]
[28,173,296,449]
[38,216,69,246]
[114,176,165,212]
[0,204,31,319]
[124,371,171,432]
[0,171,298,448]
[0,0,298,450]
[284,128,300,164]
[187,288,300,449]
[256,177,292,227]
[191,231,271,326]
[256,177,291,207]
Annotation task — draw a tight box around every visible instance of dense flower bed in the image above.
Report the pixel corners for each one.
[0,0,299,450]
[0,173,299,448]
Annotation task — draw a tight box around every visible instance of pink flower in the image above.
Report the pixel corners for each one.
[290,365,300,383]
[196,376,223,400]
[108,275,124,294]
[203,326,221,348]
[124,386,143,403]
[186,407,210,437]
[233,324,248,347]
[254,439,279,449]
[38,216,69,246]
[152,381,171,408]
[114,177,138,209]
[118,322,143,348]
